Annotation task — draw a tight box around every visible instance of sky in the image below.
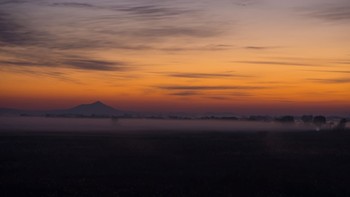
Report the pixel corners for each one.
[0,0,349,115]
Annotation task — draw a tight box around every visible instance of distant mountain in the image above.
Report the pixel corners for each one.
[0,101,123,117]
[63,101,122,116]
[0,108,27,116]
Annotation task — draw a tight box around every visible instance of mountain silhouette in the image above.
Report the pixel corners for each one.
[64,101,122,115]
[0,101,122,116]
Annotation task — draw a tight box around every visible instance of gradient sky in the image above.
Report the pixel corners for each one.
[0,0,349,115]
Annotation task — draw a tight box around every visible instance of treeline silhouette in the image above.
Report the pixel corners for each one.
[276,115,348,131]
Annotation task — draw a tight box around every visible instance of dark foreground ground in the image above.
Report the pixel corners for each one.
[1,130,350,197]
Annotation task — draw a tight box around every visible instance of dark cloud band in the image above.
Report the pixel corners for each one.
[157,85,265,90]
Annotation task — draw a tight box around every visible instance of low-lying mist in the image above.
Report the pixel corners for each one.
[2,117,345,133]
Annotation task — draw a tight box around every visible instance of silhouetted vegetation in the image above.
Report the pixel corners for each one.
[334,118,347,131]
[200,116,239,120]
[247,115,271,122]
[276,115,295,124]
[301,115,313,124]
[313,116,327,128]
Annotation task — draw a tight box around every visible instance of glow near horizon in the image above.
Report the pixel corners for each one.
[0,0,349,114]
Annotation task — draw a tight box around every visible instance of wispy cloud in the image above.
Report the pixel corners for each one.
[167,89,254,102]
[168,90,254,97]
[50,2,220,47]
[204,96,229,100]
[309,78,350,84]
[50,3,193,19]
[0,0,28,5]
[64,59,128,71]
[0,11,40,46]
[0,56,131,72]
[122,26,220,39]
[244,46,278,50]
[0,0,231,83]
[229,92,253,97]
[157,85,265,90]
[204,92,253,100]
[0,1,226,52]
[303,69,350,74]
[116,5,193,20]
[164,72,250,79]
[334,60,350,65]
[51,2,95,9]
[232,0,260,7]
[169,91,199,96]
[0,66,81,83]
[160,44,234,52]
[0,60,44,67]
[304,0,350,22]
[236,61,318,67]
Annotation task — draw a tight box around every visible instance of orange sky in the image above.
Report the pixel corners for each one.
[0,0,349,114]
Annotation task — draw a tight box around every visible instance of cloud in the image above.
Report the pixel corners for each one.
[244,46,269,50]
[0,6,54,48]
[0,0,28,5]
[305,0,350,22]
[48,3,192,20]
[0,11,34,46]
[167,90,254,102]
[229,92,253,97]
[0,57,130,72]
[116,5,192,20]
[0,65,81,83]
[46,2,216,42]
[204,96,231,100]
[157,85,265,90]
[51,2,95,8]
[0,1,225,52]
[64,59,128,71]
[167,89,254,97]
[75,4,222,45]
[124,26,220,39]
[160,44,234,52]
[0,60,44,67]
[165,72,250,79]
[169,91,199,96]
[309,78,350,84]
[232,0,260,7]
[303,69,350,74]
[243,46,280,50]
[334,60,350,65]
[236,61,317,67]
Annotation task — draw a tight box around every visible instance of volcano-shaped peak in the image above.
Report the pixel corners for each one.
[91,101,105,106]
[67,101,121,115]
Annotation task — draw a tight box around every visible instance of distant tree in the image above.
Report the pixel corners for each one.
[248,115,270,122]
[313,116,326,128]
[221,116,239,120]
[277,116,295,124]
[248,116,259,121]
[334,118,347,131]
[301,115,313,124]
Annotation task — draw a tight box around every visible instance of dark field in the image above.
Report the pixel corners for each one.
[1,130,350,197]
